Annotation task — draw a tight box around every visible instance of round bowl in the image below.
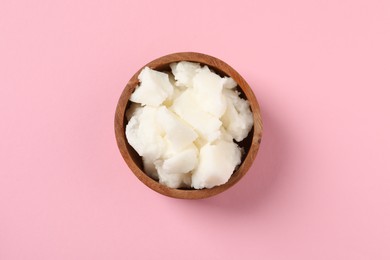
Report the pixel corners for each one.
[115,52,263,199]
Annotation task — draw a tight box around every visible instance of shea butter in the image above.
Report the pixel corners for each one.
[125,61,253,189]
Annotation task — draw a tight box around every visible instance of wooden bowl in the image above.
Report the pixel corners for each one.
[114,52,263,199]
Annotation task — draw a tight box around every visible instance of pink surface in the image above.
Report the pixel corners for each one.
[1,0,390,259]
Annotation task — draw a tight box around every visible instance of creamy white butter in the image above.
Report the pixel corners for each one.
[126,61,253,189]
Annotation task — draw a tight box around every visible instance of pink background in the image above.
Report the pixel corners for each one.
[1,0,390,259]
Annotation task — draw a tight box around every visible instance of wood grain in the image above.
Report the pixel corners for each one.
[114,52,263,199]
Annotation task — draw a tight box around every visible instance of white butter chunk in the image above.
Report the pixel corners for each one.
[157,144,198,176]
[192,66,227,118]
[191,140,241,189]
[223,76,238,89]
[130,67,174,106]
[157,171,192,189]
[170,61,201,88]
[125,106,165,161]
[170,89,222,142]
[142,156,158,180]
[221,89,254,142]
[156,106,198,152]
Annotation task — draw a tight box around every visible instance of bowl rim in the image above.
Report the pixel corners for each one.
[114,52,263,199]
